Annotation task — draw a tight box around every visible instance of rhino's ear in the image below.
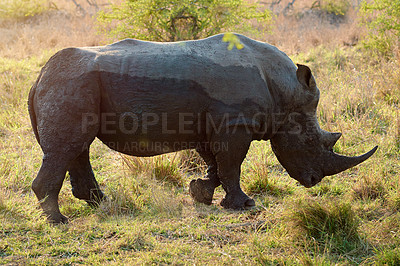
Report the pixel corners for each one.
[296,64,316,91]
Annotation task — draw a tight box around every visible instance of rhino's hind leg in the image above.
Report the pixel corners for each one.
[68,149,105,207]
[32,154,70,224]
[189,148,221,205]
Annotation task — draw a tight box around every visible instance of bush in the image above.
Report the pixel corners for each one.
[312,0,350,16]
[97,0,273,41]
[360,0,400,56]
[0,0,49,19]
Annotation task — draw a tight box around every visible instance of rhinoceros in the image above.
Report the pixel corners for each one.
[28,33,377,223]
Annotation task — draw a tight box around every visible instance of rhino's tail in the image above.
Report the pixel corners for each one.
[28,72,41,145]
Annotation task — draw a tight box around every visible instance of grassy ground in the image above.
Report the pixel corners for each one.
[1,0,399,264]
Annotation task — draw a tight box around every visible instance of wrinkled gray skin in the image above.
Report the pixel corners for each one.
[28,34,377,224]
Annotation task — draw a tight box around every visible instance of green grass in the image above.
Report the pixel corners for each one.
[1,22,400,265]
[291,199,365,254]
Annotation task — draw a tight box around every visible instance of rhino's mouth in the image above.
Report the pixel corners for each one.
[298,170,323,188]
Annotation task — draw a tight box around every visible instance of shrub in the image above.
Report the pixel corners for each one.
[360,0,400,56]
[312,0,350,16]
[97,0,273,41]
[0,0,49,19]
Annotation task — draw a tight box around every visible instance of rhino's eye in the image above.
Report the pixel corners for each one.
[288,125,301,134]
[305,136,316,144]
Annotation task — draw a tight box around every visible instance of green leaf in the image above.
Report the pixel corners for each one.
[222,32,244,50]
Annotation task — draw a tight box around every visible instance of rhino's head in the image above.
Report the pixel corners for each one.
[270,64,377,188]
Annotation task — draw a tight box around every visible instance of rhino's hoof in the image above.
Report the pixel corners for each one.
[189,179,214,205]
[220,194,255,210]
[48,213,69,224]
[245,198,256,208]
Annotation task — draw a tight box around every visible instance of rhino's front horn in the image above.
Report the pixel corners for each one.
[322,146,378,176]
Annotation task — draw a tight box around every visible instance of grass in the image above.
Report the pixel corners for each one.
[291,199,366,256]
[0,0,399,264]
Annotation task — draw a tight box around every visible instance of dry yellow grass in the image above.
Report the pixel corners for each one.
[0,0,108,59]
[264,0,364,54]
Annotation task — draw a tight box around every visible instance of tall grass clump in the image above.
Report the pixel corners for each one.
[291,199,365,254]
[178,149,206,174]
[153,156,184,187]
[97,178,143,218]
[122,153,187,187]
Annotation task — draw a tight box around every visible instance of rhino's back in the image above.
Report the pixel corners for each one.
[84,34,295,108]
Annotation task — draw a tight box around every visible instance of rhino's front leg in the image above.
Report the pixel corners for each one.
[212,127,255,210]
[189,148,221,205]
